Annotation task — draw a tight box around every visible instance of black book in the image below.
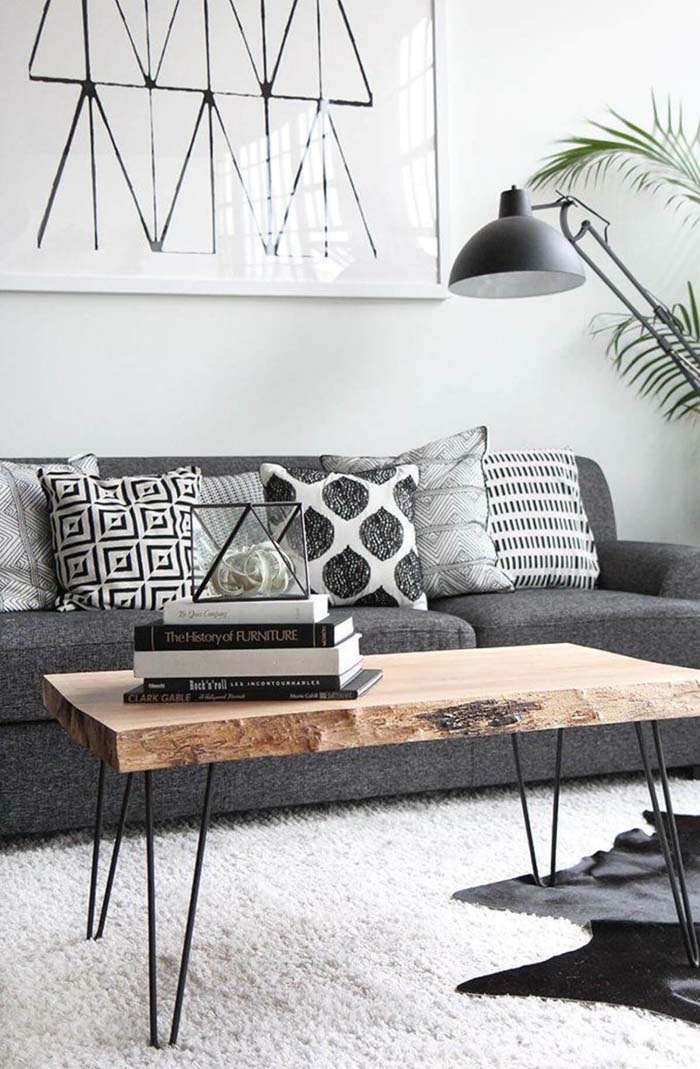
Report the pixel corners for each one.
[133,612,354,651]
[123,668,383,704]
[142,664,362,694]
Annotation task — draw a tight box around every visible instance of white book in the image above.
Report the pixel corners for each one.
[162,593,329,625]
[135,633,362,679]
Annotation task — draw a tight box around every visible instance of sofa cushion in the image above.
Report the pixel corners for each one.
[431,588,700,667]
[0,606,475,723]
[0,607,161,721]
[352,607,475,656]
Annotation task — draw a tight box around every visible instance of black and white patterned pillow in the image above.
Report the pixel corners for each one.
[260,463,426,608]
[0,453,99,612]
[201,470,264,507]
[483,449,599,589]
[40,467,201,611]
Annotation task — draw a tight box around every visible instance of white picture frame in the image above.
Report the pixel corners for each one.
[0,0,448,299]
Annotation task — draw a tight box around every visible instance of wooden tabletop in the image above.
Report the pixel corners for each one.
[43,643,700,773]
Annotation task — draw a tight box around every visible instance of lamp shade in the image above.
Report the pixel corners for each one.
[448,187,585,298]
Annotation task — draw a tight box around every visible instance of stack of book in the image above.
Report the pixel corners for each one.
[124,593,383,704]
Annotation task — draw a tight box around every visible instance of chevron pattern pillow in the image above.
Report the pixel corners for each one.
[483,449,599,589]
[322,429,513,598]
[0,454,99,612]
[40,467,201,611]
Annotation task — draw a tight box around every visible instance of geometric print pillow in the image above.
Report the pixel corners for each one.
[260,463,427,609]
[0,453,99,612]
[322,427,513,599]
[483,449,599,590]
[39,467,201,611]
[201,470,264,507]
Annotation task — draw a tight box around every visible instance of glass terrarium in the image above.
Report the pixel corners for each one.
[190,503,309,602]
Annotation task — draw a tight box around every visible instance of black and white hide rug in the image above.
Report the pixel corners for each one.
[455,812,700,1023]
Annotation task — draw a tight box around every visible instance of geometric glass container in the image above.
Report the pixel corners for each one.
[190,502,309,602]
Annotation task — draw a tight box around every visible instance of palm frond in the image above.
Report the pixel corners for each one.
[592,282,700,420]
[530,94,700,226]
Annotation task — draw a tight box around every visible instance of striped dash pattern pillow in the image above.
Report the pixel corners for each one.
[483,449,599,590]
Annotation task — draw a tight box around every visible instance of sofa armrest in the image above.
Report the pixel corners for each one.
[596,540,700,600]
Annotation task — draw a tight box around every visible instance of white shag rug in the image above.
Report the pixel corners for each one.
[3,774,700,1069]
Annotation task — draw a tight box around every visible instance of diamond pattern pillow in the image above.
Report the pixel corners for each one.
[260,463,426,608]
[322,428,513,598]
[40,467,201,611]
[483,449,599,589]
[0,454,99,611]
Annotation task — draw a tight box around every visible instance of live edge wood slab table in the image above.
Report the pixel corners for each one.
[42,643,700,1048]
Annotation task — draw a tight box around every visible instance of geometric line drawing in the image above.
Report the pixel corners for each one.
[29,0,377,259]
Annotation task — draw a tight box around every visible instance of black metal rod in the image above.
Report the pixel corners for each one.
[549,730,564,888]
[559,200,700,394]
[94,773,133,940]
[144,771,159,1049]
[87,760,106,940]
[511,731,564,888]
[192,505,250,600]
[634,722,687,928]
[651,722,700,966]
[511,736,542,886]
[635,722,700,967]
[170,763,218,1046]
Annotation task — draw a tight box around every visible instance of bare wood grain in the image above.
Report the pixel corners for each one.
[42,644,700,773]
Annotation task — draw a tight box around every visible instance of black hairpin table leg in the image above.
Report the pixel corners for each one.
[635,721,700,968]
[144,771,159,1049]
[95,772,133,940]
[170,763,218,1046]
[86,760,106,940]
[511,729,564,887]
[85,764,220,1047]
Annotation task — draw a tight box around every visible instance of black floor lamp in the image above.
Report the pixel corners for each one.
[448,186,700,395]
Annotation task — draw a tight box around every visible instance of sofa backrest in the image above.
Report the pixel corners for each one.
[95,456,320,478]
[8,453,618,543]
[575,456,616,542]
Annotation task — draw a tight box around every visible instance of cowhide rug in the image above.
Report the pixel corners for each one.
[455,811,700,1023]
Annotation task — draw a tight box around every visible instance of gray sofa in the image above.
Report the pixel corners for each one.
[3,454,700,838]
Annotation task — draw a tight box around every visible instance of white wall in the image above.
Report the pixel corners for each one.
[2,0,700,540]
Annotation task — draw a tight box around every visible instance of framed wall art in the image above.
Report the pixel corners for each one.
[0,0,447,297]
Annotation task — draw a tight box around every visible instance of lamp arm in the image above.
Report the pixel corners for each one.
[538,195,700,392]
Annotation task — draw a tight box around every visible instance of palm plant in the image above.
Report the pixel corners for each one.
[530,96,700,420]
